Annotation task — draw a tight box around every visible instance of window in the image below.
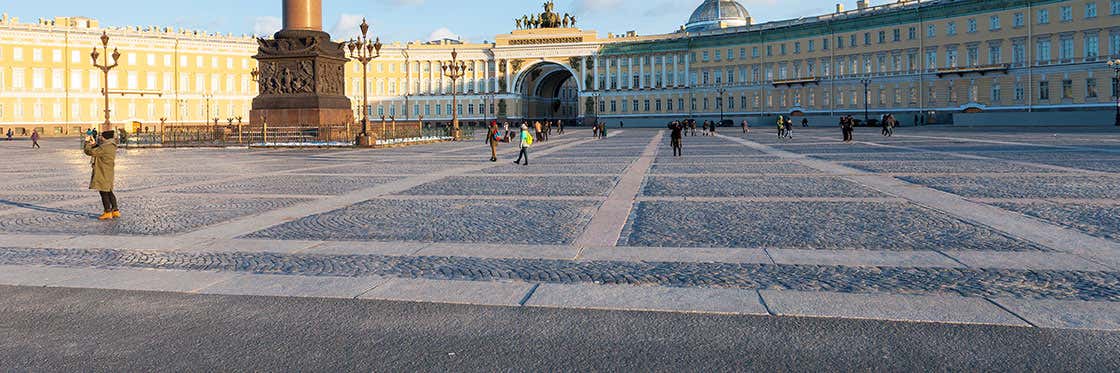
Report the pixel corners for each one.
[32,48,42,62]
[1087,78,1098,98]
[947,22,957,36]
[1014,12,1025,27]
[967,19,977,33]
[1087,2,1098,18]
[893,29,901,42]
[739,48,746,59]
[147,54,155,66]
[947,48,959,68]
[13,47,22,61]
[1015,80,1025,101]
[727,48,734,61]
[702,51,709,62]
[1113,77,1119,98]
[794,42,801,54]
[714,50,721,61]
[1012,42,1026,65]
[766,46,772,57]
[823,38,830,50]
[1037,39,1052,63]
[850,34,857,47]
[865,32,872,45]
[990,15,1001,31]
[989,45,1002,64]
[808,40,815,52]
[1059,37,1074,60]
[926,50,938,69]
[1060,6,1073,21]
[1062,79,1073,99]
[966,46,979,66]
[780,44,786,55]
[1039,80,1050,100]
[991,81,1002,102]
[878,31,885,44]
[31,68,44,90]
[1113,0,1120,15]
[927,24,936,38]
[752,46,759,58]
[908,27,916,40]
[1113,33,1120,56]
[1038,9,1050,24]
[1086,34,1099,59]
[51,49,61,63]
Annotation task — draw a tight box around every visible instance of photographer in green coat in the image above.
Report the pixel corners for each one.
[83,131,119,220]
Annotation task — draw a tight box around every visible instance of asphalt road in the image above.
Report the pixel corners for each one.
[1,285,1118,371]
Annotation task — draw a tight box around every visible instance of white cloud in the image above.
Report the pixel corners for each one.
[427,27,460,42]
[390,0,426,6]
[251,16,281,37]
[331,14,367,39]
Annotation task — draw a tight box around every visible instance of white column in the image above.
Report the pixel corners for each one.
[505,59,512,93]
[473,60,480,93]
[428,61,435,94]
[593,55,600,91]
[673,54,679,87]
[580,56,587,91]
[683,53,690,87]
[618,57,627,90]
[627,56,634,90]
[639,56,645,89]
[661,55,668,89]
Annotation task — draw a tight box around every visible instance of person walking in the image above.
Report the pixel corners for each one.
[485,122,501,162]
[533,120,543,143]
[514,124,532,166]
[689,120,697,137]
[5,129,12,141]
[592,122,599,138]
[669,121,683,157]
[30,130,40,149]
[84,131,119,220]
[502,122,511,142]
[784,116,794,139]
[741,119,750,134]
[619,120,625,129]
[776,115,785,139]
[710,120,718,136]
[802,118,809,128]
[599,121,607,139]
[558,120,565,135]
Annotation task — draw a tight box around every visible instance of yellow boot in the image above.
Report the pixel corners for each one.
[111,210,121,219]
[98,212,114,220]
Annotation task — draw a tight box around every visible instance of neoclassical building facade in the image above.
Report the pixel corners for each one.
[2,0,1119,136]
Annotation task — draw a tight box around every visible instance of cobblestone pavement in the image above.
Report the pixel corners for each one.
[3,126,1120,309]
[1,247,1117,301]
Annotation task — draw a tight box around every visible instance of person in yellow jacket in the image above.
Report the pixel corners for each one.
[83,131,119,220]
[514,123,533,166]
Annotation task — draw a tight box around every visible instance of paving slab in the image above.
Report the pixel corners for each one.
[358,277,535,306]
[579,246,771,264]
[50,267,235,292]
[945,251,1115,271]
[759,290,1029,326]
[301,241,429,256]
[48,235,209,251]
[190,238,324,254]
[199,274,389,299]
[0,234,75,248]
[526,283,770,315]
[767,249,962,268]
[992,298,1120,331]
[0,265,99,286]
[416,243,580,260]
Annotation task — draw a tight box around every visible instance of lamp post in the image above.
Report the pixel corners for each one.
[859,78,872,125]
[441,49,468,141]
[1109,59,1120,127]
[346,18,383,146]
[203,93,214,127]
[91,31,121,132]
[715,85,728,124]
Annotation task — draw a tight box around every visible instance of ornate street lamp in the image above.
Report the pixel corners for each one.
[91,31,121,132]
[716,85,728,124]
[1109,59,1120,127]
[346,18,383,146]
[441,49,468,141]
[860,78,872,125]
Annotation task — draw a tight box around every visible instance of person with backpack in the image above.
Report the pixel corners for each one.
[669,121,684,157]
[514,124,532,166]
[84,130,120,220]
[485,122,501,162]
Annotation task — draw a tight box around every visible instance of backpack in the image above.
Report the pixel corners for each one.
[524,132,534,146]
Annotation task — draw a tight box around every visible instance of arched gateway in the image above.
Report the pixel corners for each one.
[514,62,580,121]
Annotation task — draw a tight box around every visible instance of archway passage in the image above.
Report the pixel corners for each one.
[517,62,579,121]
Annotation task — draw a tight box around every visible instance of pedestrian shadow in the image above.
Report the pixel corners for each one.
[0,199,99,219]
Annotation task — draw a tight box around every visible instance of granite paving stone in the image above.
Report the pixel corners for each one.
[641,176,885,198]
[899,175,1120,199]
[171,175,402,195]
[1,248,1117,302]
[841,160,1063,174]
[992,202,1120,241]
[244,199,600,245]
[0,195,308,236]
[649,162,821,175]
[620,201,1043,251]
[402,176,619,197]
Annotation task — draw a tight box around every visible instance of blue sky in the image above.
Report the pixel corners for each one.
[1,1,885,43]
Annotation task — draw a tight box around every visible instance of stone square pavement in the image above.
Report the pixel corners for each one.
[2,125,1120,331]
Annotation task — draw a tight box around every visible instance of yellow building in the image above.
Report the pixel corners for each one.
[4,0,1120,137]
